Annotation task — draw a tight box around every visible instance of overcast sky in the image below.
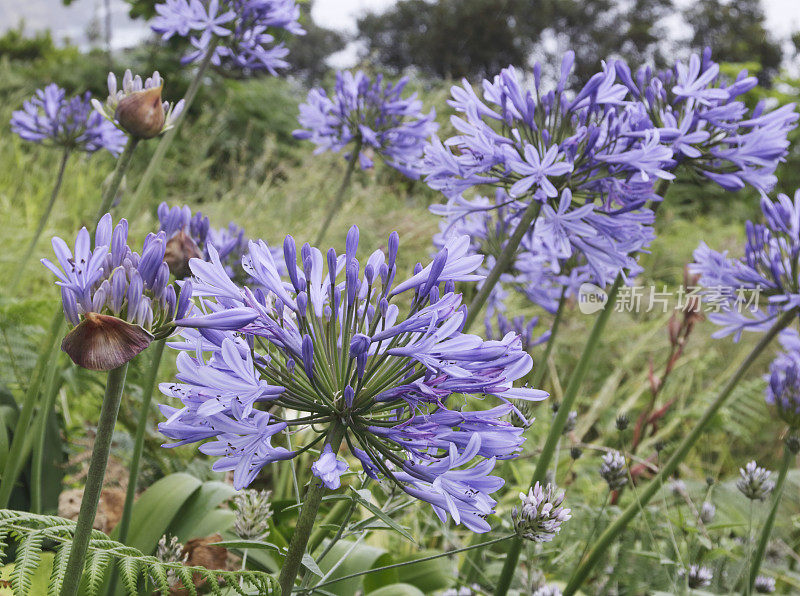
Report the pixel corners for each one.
[1,0,799,65]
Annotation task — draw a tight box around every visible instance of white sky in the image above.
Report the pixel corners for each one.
[1,0,799,66]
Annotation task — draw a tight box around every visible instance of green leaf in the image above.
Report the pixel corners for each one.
[367,584,425,596]
[211,539,282,552]
[314,540,391,595]
[111,472,202,554]
[348,488,415,543]
[386,550,454,594]
[168,481,236,542]
[0,551,52,596]
[302,552,324,577]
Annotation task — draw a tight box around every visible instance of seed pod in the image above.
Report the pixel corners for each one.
[115,85,165,139]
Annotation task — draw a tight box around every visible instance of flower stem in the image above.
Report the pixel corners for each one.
[124,41,218,220]
[563,308,797,596]
[278,421,346,595]
[60,363,129,596]
[0,310,63,508]
[12,148,70,291]
[494,274,623,596]
[464,200,542,332]
[117,339,164,544]
[95,137,139,222]
[314,139,362,246]
[748,438,795,592]
[530,287,568,388]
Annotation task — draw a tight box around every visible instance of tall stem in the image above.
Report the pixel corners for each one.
[464,200,541,332]
[95,137,139,222]
[530,287,568,388]
[13,148,70,291]
[278,421,346,595]
[61,363,128,596]
[0,310,63,508]
[563,309,797,596]
[494,275,623,596]
[748,438,795,591]
[117,339,164,544]
[124,41,218,219]
[314,139,362,246]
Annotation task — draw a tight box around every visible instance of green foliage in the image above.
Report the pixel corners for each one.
[0,510,279,595]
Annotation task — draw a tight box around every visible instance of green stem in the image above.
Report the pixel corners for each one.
[124,41,218,219]
[105,340,165,595]
[464,200,541,332]
[278,421,346,595]
[30,355,62,513]
[61,363,129,596]
[0,310,63,508]
[748,438,795,591]
[495,275,622,596]
[314,138,362,246]
[563,308,797,596]
[12,148,70,291]
[530,287,568,388]
[95,137,139,222]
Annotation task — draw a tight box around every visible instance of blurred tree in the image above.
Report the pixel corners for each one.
[356,0,533,79]
[285,2,345,83]
[683,0,783,84]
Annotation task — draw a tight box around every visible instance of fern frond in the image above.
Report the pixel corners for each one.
[10,530,42,594]
[47,540,71,596]
[0,510,280,595]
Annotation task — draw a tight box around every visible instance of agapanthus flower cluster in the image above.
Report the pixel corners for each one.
[737,460,775,501]
[232,489,272,541]
[11,83,126,155]
[532,587,563,596]
[293,71,439,179]
[700,501,716,524]
[617,49,798,194]
[158,226,547,532]
[158,202,248,280]
[92,70,184,140]
[765,329,800,428]
[599,450,628,491]
[151,0,303,73]
[680,564,713,589]
[690,190,800,341]
[511,482,572,543]
[41,214,192,370]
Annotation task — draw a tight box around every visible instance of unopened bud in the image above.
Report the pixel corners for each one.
[786,434,800,455]
[616,414,629,431]
[667,313,681,347]
[164,230,202,278]
[115,85,165,139]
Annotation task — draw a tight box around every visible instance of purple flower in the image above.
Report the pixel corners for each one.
[312,444,349,489]
[158,225,548,531]
[41,214,193,370]
[151,0,304,73]
[505,145,573,199]
[690,190,800,341]
[293,71,439,179]
[618,49,798,194]
[765,329,800,428]
[11,83,126,155]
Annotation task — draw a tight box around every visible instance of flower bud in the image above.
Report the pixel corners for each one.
[115,85,165,139]
[164,230,202,278]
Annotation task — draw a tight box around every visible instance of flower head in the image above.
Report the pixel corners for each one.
[232,488,272,541]
[618,49,798,194]
[151,0,304,73]
[690,190,800,341]
[159,226,547,532]
[755,575,776,593]
[737,460,775,501]
[11,83,126,155]
[41,214,193,370]
[599,450,627,491]
[512,482,572,543]
[680,564,712,589]
[158,202,248,280]
[765,329,800,428]
[293,71,439,179]
[700,501,716,524]
[92,70,184,139]
[532,587,562,596]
